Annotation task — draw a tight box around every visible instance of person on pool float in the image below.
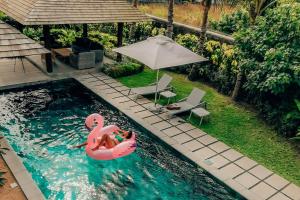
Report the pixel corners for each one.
[73,130,133,150]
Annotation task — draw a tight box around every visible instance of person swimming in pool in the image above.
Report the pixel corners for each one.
[91,130,133,150]
[72,130,133,150]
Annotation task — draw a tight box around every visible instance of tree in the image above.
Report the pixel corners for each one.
[133,0,138,8]
[166,0,174,38]
[231,0,277,100]
[234,3,300,136]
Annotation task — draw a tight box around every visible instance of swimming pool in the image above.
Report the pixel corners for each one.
[0,79,243,200]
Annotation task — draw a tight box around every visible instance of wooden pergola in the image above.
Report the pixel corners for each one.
[0,0,150,72]
[0,20,49,72]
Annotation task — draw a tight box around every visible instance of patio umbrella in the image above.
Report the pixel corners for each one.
[113,35,207,105]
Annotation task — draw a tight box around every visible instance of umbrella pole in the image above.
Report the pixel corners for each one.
[154,69,159,106]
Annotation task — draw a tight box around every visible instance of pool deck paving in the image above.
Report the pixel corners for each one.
[0,58,299,200]
[74,72,300,200]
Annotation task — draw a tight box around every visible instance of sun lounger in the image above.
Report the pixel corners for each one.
[128,74,173,96]
[167,88,206,116]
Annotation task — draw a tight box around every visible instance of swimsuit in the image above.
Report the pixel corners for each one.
[113,131,124,143]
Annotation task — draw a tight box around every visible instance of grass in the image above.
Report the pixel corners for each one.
[139,3,236,28]
[118,68,300,186]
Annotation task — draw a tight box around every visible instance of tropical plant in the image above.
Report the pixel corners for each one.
[88,31,117,50]
[292,99,300,140]
[175,34,199,52]
[51,29,80,47]
[234,3,300,136]
[102,62,143,78]
[23,27,43,41]
[210,9,250,34]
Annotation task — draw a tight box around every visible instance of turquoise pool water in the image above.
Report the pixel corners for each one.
[0,80,243,200]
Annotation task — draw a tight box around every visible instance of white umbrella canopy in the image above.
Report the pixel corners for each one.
[113,35,207,70]
[113,35,207,108]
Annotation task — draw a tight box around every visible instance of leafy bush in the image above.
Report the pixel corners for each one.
[51,29,80,47]
[88,31,117,50]
[102,62,144,78]
[0,11,9,22]
[210,9,250,34]
[23,27,43,41]
[235,3,300,137]
[175,34,199,52]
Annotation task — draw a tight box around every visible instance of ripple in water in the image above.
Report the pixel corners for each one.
[0,80,243,200]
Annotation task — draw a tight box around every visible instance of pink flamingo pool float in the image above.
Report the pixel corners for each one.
[84,113,137,160]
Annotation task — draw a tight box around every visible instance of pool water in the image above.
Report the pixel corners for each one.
[0,80,243,200]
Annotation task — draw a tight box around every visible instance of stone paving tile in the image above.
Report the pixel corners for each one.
[120,100,138,107]
[182,140,204,151]
[208,141,230,153]
[156,112,171,120]
[192,147,217,160]
[154,121,172,131]
[135,110,154,119]
[207,155,230,169]
[219,163,244,179]
[172,133,193,144]
[234,172,260,189]
[109,82,123,87]
[268,192,292,200]
[107,92,123,99]
[115,86,129,92]
[281,184,300,200]
[102,88,117,94]
[197,135,218,146]
[162,127,183,137]
[86,79,100,83]
[249,165,273,180]
[103,79,117,84]
[93,84,111,90]
[113,96,130,103]
[135,98,152,104]
[250,182,277,199]
[221,149,244,162]
[235,157,258,170]
[167,117,183,126]
[130,105,146,113]
[144,115,163,124]
[265,174,289,190]
[97,76,111,81]
[185,128,206,138]
[80,77,98,82]
[120,90,131,95]
[176,123,196,132]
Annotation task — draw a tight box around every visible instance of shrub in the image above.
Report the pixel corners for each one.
[175,34,199,52]
[235,3,300,137]
[50,29,80,47]
[88,31,117,50]
[102,62,144,78]
[210,9,250,34]
[23,27,43,41]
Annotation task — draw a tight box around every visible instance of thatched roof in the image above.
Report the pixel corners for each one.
[0,0,150,25]
[0,21,49,58]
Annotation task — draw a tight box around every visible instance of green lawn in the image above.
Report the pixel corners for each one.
[118,68,300,186]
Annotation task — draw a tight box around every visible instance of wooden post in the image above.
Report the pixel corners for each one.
[117,22,124,62]
[42,25,53,73]
[83,24,88,38]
